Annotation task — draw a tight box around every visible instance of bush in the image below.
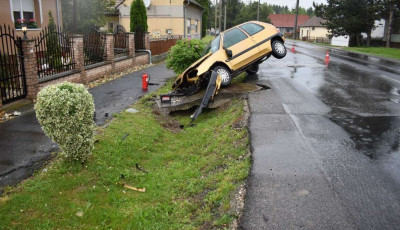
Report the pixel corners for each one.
[166,39,206,74]
[34,82,96,162]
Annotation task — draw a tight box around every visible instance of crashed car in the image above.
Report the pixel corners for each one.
[162,21,286,121]
[172,21,287,96]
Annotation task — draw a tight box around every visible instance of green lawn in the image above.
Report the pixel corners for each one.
[0,79,250,229]
[343,47,400,60]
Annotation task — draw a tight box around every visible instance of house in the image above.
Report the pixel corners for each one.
[106,0,204,39]
[299,16,329,43]
[268,14,309,36]
[0,0,62,38]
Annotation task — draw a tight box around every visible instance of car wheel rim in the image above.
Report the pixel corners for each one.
[274,42,285,55]
[217,69,230,83]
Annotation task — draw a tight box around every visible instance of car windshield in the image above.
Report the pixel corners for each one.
[202,35,220,56]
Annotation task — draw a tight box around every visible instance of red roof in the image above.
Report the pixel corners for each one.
[268,14,310,28]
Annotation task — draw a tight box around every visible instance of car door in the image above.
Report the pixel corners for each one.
[239,22,270,56]
[223,28,259,71]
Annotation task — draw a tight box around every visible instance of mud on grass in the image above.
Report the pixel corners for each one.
[0,80,251,229]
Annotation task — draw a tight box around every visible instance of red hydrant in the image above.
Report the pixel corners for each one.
[142,72,149,90]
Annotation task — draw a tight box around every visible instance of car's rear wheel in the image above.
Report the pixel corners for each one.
[271,40,286,59]
[213,66,232,87]
[246,64,259,75]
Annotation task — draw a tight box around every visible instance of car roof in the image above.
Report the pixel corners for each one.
[220,21,267,36]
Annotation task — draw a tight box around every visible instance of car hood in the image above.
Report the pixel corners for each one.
[172,52,213,89]
[186,52,213,71]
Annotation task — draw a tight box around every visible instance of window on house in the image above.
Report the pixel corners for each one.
[312,27,315,30]
[12,0,37,28]
[195,20,198,33]
[187,19,191,34]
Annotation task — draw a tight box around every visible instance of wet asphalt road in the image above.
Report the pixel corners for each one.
[240,40,400,229]
[0,63,173,191]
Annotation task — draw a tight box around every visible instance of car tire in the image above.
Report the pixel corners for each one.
[213,66,232,87]
[271,40,287,59]
[246,64,259,75]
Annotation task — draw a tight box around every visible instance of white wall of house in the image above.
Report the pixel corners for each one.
[371,19,385,38]
[300,26,329,38]
[331,35,350,47]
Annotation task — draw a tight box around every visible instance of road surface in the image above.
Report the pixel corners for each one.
[240,41,400,229]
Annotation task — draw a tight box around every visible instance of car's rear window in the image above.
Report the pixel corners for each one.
[239,23,264,36]
[223,28,248,48]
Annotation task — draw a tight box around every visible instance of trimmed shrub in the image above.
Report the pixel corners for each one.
[34,82,96,162]
[166,39,206,74]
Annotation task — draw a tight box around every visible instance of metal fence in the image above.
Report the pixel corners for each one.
[35,26,75,79]
[0,24,26,104]
[150,36,181,56]
[83,29,106,66]
[114,25,128,59]
[135,27,146,51]
[302,36,330,44]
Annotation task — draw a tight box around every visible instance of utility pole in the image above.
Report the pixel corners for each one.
[224,5,226,31]
[293,0,300,39]
[219,0,222,33]
[214,0,217,35]
[257,0,260,21]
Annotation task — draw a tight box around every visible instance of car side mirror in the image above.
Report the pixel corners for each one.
[224,47,232,58]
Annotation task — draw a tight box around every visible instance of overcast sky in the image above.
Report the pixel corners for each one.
[242,0,328,9]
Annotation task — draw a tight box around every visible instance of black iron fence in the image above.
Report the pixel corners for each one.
[135,30,146,50]
[83,29,106,66]
[114,25,128,59]
[0,24,26,104]
[34,26,75,79]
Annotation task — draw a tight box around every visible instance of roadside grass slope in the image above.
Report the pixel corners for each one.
[0,79,250,229]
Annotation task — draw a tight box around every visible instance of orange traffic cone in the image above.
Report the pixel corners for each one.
[291,45,295,53]
[325,50,330,65]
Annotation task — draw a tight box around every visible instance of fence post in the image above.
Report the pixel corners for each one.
[144,32,150,50]
[21,39,39,100]
[105,33,114,63]
[71,35,86,81]
[127,32,135,58]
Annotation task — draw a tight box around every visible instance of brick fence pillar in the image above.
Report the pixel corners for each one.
[105,33,114,63]
[71,35,86,82]
[144,32,150,50]
[127,32,135,58]
[21,39,39,100]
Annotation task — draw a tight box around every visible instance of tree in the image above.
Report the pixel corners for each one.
[379,0,400,47]
[306,7,315,17]
[197,0,210,37]
[314,0,379,46]
[130,0,148,32]
[47,11,62,70]
[225,0,241,29]
[61,0,115,33]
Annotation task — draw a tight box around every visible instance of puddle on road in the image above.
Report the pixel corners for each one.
[319,63,400,159]
[328,108,400,159]
[260,51,400,160]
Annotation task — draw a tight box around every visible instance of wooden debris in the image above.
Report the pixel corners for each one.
[123,184,146,193]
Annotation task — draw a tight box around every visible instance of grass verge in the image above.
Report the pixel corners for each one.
[0,79,250,229]
[343,47,400,60]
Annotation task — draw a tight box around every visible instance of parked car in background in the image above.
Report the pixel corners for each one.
[172,21,287,95]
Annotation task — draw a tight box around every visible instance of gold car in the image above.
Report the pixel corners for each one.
[172,21,286,95]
